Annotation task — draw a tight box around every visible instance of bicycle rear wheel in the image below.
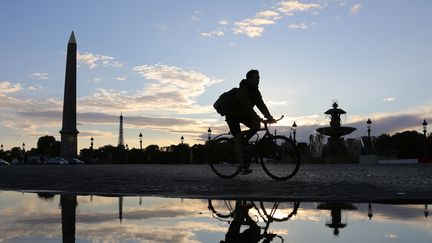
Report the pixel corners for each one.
[208,137,240,179]
[259,135,300,181]
[260,201,300,222]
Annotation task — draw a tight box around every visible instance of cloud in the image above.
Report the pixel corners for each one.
[383,97,397,102]
[115,76,127,81]
[257,10,281,19]
[385,233,398,239]
[200,30,224,38]
[0,81,22,93]
[133,64,221,103]
[77,52,124,69]
[218,19,230,25]
[92,78,102,83]
[28,84,43,91]
[267,100,289,107]
[233,18,276,38]
[350,3,362,15]
[154,24,167,32]
[233,1,322,37]
[278,1,322,16]
[30,72,49,80]
[288,22,317,29]
[191,10,202,21]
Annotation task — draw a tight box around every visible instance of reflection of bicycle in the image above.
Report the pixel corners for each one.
[207,116,300,180]
[208,199,300,243]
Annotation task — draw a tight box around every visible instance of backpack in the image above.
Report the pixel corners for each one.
[213,88,238,116]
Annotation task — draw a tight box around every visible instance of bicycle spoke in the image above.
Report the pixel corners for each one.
[208,137,240,178]
[260,135,300,180]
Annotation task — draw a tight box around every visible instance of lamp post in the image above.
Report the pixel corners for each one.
[181,136,184,144]
[292,121,297,143]
[22,142,25,151]
[367,118,372,139]
[139,133,143,150]
[423,120,428,137]
[0,144,3,151]
[368,203,373,220]
[207,127,212,142]
[125,144,129,163]
[90,137,94,150]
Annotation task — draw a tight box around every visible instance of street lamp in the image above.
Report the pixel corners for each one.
[207,127,212,141]
[139,132,143,150]
[368,203,373,220]
[90,137,94,150]
[367,118,372,139]
[22,142,25,151]
[423,119,428,137]
[125,144,129,163]
[181,136,184,144]
[291,121,297,143]
[0,144,3,151]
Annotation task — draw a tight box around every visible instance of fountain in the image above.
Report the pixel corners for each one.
[316,102,356,163]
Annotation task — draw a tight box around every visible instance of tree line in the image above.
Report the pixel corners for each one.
[0,131,430,164]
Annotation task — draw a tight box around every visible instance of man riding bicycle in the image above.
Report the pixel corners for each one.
[223,70,276,174]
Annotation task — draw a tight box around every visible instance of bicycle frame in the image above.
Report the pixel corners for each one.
[211,116,285,163]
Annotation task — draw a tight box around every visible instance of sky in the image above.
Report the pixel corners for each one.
[0,0,431,150]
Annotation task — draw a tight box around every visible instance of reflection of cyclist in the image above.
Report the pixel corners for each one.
[225,70,275,174]
[221,201,261,243]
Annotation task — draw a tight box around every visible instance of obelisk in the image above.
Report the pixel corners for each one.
[60,31,79,159]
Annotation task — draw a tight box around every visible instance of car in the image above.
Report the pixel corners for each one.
[47,157,69,165]
[27,156,42,164]
[0,158,10,165]
[69,158,85,165]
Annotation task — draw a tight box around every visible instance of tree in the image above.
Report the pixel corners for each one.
[37,135,57,156]
[390,131,424,159]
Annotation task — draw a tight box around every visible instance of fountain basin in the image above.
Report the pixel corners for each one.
[316,126,356,138]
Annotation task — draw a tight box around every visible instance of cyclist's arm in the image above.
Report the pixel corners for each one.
[255,91,273,120]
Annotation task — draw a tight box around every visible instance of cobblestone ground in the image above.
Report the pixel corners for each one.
[1,164,431,202]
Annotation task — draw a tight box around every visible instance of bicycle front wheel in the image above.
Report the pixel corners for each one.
[259,135,300,181]
[208,137,240,179]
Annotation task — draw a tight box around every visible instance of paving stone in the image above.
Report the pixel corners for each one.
[0,164,431,202]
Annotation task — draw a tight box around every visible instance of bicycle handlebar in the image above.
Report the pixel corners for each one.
[262,115,284,124]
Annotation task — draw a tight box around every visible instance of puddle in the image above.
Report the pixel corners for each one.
[0,191,431,242]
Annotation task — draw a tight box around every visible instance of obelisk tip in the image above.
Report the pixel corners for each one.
[68,31,76,44]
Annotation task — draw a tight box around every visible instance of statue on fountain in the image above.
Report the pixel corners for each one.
[316,102,357,163]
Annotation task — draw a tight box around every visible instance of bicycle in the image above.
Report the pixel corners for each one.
[208,199,300,243]
[207,116,300,181]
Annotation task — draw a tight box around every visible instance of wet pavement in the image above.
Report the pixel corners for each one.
[0,164,431,202]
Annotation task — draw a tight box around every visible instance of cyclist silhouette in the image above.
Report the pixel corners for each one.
[224,70,275,174]
[221,201,261,243]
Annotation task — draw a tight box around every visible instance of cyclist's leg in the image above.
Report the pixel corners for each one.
[241,117,261,142]
[226,116,246,168]
[238,117,260,173]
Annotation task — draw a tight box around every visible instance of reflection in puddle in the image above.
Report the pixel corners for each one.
[0,191,431,242]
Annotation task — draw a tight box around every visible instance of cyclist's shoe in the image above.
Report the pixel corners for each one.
[239,167,252,175]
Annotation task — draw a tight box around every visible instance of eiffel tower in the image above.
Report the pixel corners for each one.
[118,113,124,147]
